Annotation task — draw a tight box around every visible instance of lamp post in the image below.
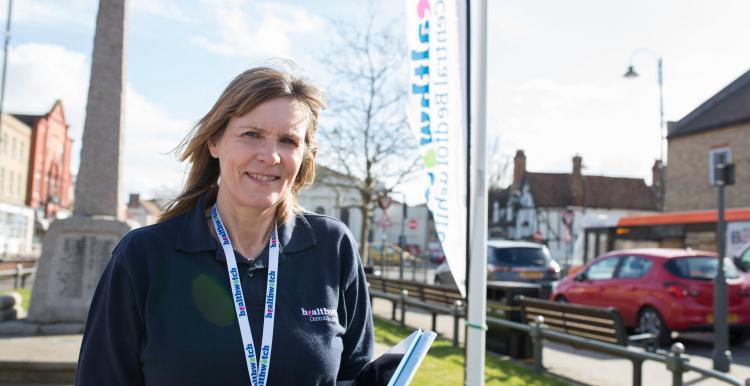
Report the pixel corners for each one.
[391,191,408,281]
[623,49,665,210]
[0,0,14,141]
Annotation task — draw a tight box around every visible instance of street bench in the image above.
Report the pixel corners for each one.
[516,296,655,350]
[366,275,464,343]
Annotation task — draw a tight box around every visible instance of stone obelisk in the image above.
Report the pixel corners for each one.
[26,0,131,324]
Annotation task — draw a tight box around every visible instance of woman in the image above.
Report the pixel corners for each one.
[76,67,374,385]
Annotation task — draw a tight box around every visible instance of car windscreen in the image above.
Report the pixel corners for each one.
[489,247,549,267]
[663,256,741,280]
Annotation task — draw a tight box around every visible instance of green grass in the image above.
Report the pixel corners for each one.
[373,317,570,386]
[1,287,31,311]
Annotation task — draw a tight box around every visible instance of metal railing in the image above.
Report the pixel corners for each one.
[0,264,36,289]
[487,315,750,386]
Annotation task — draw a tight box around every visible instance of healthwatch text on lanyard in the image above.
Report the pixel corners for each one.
[211,205,279,386]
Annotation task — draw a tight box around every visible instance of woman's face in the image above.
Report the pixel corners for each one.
[209,97,308,213]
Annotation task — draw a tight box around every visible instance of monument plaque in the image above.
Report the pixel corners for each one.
[28,218,130,323]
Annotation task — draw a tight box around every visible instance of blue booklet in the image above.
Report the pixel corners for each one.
[356,329,437,386]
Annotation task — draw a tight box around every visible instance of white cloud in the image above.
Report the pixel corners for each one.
[131,0,191,23]
[3,42,189,202]
[122,84,191,199]
[489,77,663,184]
[10,0,191,28]
[5,43,90,151]
[191,0,323,58]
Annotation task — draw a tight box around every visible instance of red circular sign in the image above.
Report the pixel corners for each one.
[409,219,417,230]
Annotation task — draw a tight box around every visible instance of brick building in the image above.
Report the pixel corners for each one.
[12,100,74,219]
[665,69,750,211]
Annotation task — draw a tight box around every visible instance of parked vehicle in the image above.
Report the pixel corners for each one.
[368,242,416,266]
[552,248,750,346]
[734,242,750,272]
[433,240,561,287]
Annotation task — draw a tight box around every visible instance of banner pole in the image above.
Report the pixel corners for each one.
[464,0,488,385]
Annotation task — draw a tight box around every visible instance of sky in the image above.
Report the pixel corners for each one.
[3,0,750,205]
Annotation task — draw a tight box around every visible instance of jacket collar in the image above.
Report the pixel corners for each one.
[175,194,317,265]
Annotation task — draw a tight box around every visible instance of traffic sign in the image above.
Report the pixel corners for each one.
[408,219,417,230]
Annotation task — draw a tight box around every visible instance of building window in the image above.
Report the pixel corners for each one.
[708,146,731,185]
[8,170,13,194]
[11,137,16,159]
[0,168,4,193]
[340,207,350,226]
[17,173,21,197]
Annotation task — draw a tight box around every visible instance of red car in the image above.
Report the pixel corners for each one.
[552,249,750,346]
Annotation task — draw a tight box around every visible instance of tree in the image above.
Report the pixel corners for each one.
[317,11,418,263]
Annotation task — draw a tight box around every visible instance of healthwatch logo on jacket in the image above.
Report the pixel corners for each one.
[300,307,337,322]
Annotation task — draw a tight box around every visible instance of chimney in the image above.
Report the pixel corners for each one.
[571,155,584,206]
[128,193,140,208]
[652,159,663,210]
[512,150,526,188]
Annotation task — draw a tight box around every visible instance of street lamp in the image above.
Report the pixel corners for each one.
[623,49,665,210]
[389,191,408,281]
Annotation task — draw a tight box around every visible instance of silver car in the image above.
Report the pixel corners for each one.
[433,240,561,286]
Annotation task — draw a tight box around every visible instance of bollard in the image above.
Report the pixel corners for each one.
[631,358,644,386]
[452,300,462,347]
[666,342,687,386]
[431,312,437,332]
[530,315,546,374]
[14,264,22,289]
[400,290,408,328]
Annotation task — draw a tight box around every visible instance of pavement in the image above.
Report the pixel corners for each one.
[0,334,78,385]
[369,298,750,386]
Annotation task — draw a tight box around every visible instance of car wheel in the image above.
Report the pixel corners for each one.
[638,307,670,347]
[730,329,750,346]
[554,296,568,303]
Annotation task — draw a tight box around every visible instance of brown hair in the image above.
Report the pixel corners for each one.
[160,66,325,224]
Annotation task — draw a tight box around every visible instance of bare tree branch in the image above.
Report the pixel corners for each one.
[315,9,416,262]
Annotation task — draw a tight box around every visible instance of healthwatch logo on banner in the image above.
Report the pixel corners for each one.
[406,0,468,296]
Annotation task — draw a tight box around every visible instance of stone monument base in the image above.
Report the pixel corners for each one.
[0,319,85,337]
[27,215,131,324]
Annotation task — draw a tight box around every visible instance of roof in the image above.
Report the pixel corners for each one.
[668,69,750,139]
[11,114,42,128]
[599,248,717,259]
[315,165,360,185]
[140,199,163,217]
[525,172,658,210]
[617,207,750,227]
[487,239,546,249]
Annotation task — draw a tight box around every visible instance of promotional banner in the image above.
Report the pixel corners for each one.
[406,0,468,296]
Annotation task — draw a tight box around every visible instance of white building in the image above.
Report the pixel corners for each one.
[0,114,35,255]
[298,166,438,257]
[489,150,660,266]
